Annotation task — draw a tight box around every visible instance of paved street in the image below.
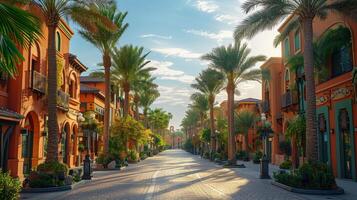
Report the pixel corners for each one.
[21,150,356,200]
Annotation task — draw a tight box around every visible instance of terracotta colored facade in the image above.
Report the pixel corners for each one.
[262,11,357,181]
[0,4,87,179]
[219,98,261,153]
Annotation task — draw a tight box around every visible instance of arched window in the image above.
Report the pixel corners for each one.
[56,32,61,52]
[294,30,301,52]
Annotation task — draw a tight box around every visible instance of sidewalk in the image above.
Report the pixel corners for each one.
[238,160,357,200]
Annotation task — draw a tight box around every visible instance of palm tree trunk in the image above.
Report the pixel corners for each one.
[244,132,249,153]
[302,18,318,162]
[134,95,139,120]
[123,84,130,117]
[227,79,236,165]
[46,24,59,163]
[209,98,216,154]
[103,52,111,154]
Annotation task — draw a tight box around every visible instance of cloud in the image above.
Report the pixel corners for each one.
[184,29,233,42]
[194,0,219,13]
[146,60,196,84]
[214,14,239,25]
[151,48,202,59]
[153,85,194,106]
[140,34,172,40]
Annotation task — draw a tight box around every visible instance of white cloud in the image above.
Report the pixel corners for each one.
[195,0,219,13]
[214,14,239,25]
[153,85,193,106]
[151,48,202,59]
[146,60,196,84]
[184,29,233,42]
[140,34,172,40]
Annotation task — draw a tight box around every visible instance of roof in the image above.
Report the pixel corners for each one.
[80,84,105,100]
[0,108,23,122]
[80,76,104,83]
[235,98,261,104]
[69,54,88,73]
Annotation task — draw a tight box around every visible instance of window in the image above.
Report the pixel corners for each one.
[294,31,301,52]
[69,80,75,98]
[284,38,290,58]
[56,32,61,52]
[331,46,353,77]
[284,69,290,91]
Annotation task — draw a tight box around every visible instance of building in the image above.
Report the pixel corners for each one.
[219,98,261,154]
[0,4,87,179]
[262,11,357,181]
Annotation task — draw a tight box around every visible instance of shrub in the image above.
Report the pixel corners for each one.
[0,171,21,200]
[212,152,221,160]
[128,150,139,162]
[37,161,68,176]
[236,151,249,161]
[253,151,263,164]
[203,152,210,159]
[96,154,114,167]
[279,140,291,158]
[28,172,56,188]
[279,160,292,169]
[140,152,148,160]
[274,162,336,190]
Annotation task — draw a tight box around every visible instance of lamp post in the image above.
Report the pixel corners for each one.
[260,113,271,179]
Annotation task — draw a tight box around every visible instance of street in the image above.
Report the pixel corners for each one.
[21,150,355,200]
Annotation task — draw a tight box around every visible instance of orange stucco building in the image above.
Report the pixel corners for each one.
[220,98,261,153]
[262,11,357,181]
[0,4,87,180]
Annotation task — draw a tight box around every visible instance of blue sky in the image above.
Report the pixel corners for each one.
[70,0,281,128]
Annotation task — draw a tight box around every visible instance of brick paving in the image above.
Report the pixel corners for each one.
[21,150,356,200]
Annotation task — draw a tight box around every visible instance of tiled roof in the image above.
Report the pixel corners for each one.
[0,107,23,121]
[235,98,261,104]
[80,84,100,93]
[80,76,104,83]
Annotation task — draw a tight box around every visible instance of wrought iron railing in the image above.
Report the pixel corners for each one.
[31,71,46,94]
[57,90,69,111]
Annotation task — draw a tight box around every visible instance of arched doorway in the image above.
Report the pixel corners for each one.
[22,112,39,176]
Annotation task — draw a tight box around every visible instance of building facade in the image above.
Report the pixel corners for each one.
[0,4,86,179]
[262,11,357,181]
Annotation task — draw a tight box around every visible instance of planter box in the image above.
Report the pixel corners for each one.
[21,180,88,193]
[271,181,344,195]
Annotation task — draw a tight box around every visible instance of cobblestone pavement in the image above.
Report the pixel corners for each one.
[21,150,355,200]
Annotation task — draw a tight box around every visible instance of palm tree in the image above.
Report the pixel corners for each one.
[202,42,265,165]
[137,82,160,128]
[191,68,224,153]
[0,1,41,76]
[111,45,154,117]
[79,2,128,154]
[190,93,209,129]
[235,110,257,155]
[132,72,157,120]
[30,0,114,162]
[234,0,357,162]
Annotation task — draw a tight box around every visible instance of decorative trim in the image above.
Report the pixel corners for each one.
[331,87,351,101]
[316,95,329,106]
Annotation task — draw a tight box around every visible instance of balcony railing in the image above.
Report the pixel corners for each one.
[31,71,46,94]
[57,90,69,111]
[261,100,270,113]
[281,91,298,109]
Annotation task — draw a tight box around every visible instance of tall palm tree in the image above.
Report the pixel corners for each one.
[202,42,265,165]
[137,82,160,128]
[111,45,154,117]
[0,1,41,76]
[31,0,114,162]
[234,0,357,162]
[191,68,224,153]
[132,72,157,120]
[235,110,257,154]
[190,93,209,129]
[79,2,128,154]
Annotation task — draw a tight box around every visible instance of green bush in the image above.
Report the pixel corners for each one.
[212,152,221,160]
[279,160,292,169]
[28,172,56,188]
[37,161,68,175]
[96,154,114,166]
[253,151,263,164]
[274,162,336,190]
[184,138,193,153]
[140,152,148,160]
[0,171,21,200]
[203,152,210,159]
[128,150,139,162]
[236,151,249,161]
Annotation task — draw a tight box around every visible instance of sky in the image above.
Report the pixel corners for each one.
[70,0,282,129]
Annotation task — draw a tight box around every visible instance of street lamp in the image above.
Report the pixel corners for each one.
[260,113,271,179]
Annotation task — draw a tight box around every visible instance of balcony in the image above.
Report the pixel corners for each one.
[31,71,46,94]
[57,90,69,111]
[281,91,298,110]
[261,100,270,113]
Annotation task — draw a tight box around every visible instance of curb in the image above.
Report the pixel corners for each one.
[271,181,345,195]
[21,180,89,193]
